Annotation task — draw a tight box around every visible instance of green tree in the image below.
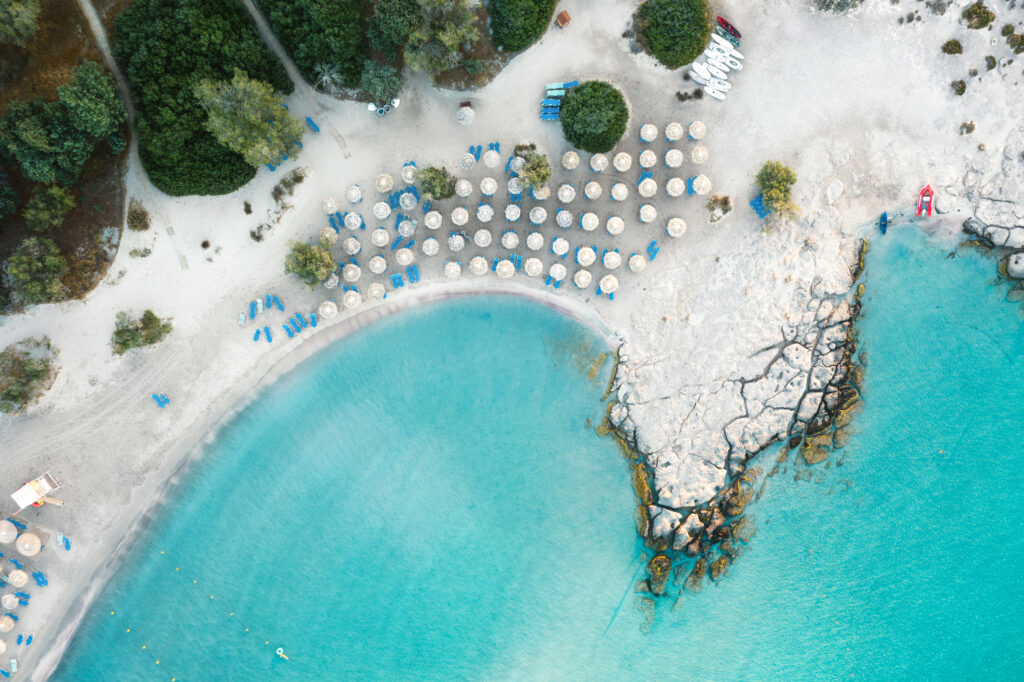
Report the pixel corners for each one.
[0,98,94,185]
[755,161,798,216]
[285,240,335,287]
[519,152,551,189]
[559,81,629,154]
[360,60,402,104]
[0,173,19,219]
[405,0,479,76]
[489,0,556,52]
[368,0,420,58]
[22,185,76,233]
[961,2,995,29]
[0,337,56,414]
[6,237,67,303]
[57,61,126,139]
[111,310,173,354]
[194,69,304,168]
[416,166,456,200]
[0,0,41,47]
[638,0,711,69]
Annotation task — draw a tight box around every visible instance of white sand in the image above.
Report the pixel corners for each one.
[2,0,1020,677]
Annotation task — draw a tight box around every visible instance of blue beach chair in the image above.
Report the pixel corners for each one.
[283,324,294,338]
[541,113,559,121]
[253,329,261,342]
[264,326,272,343]
[249,301,256,319]
[305,117,320,133]
[391,234,403,250]
[541,98,561,107]
[546,89,565,97]
[290,320,301,334]
[563,80,580,88]
[296,313,308,329]
[273,296,284,312]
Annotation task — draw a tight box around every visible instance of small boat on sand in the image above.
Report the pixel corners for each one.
[917,185,934,217]
[717,16,741,39]
[879,211,888,234]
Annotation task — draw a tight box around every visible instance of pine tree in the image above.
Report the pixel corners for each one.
[0,0,41,47]
[57,61,126,139]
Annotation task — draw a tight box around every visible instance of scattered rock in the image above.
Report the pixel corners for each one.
[684,558,707,592]
[709,555,731,581]
[647,554,672,596]
[1006,252,1024,279]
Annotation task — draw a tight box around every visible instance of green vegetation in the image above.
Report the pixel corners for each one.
[126,199,150,231]
[285,240,335,287]
[111,310,173,355]
[961,2,994,29]
[23,186,76,233]
[559,81,629,154]
[489,0,556,52]
[6,237,67,304]
[0,0,40,47]
[941,39,963,55]
[360,61,402,105]
[814,0,863,11]
[194,69,303,168]
[1002,24,1015,37]
[755,161,799,216]
[985,55,997,70]
[637,0,711,69]
[0,61,124,186]
[0,173,19,219]
[405,0,480,77]
[368,0,421,60]
[256,0,366,89]
[416,166,456,200]
[113,0,291,196]
[519,153,551,189]
[0,337,56,414]
[952,79,967,96]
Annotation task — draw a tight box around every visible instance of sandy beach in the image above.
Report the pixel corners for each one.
[2,0,1021,677]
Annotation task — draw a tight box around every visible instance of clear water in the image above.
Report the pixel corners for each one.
[57,228,1024,680]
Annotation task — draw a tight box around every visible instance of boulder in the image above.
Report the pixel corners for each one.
[1006,252,1024,280]
[648,506,683,539]
[672,512,705,551]
[709,555,731,581]
[684,558,707,592]
[647,554,672,596]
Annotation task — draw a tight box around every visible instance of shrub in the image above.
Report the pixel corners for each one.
[637,0,711,69]
[0,174,19,219]
[368,0,421,59]
[57,61,125,139]
[961,2,994,29]
[416,166,456,200]
[23,186,76,233]
[111,310,172,354]
[489,0,556,52]
[559,81,629,153]
[0,0,40,47]
[113,0,291,196]
[952,79,967,95]
[1002,24,1015,37]
[360,61,402,105]
[985,55,997,70]
[462,58,485,75]
[815,0,863,10]
[126,198,150,231]
[755,161,799,216]
[405,0,480,77]
[285,240,335,287]
[0,337,56,414]
[519,153,551,189]
[6,237,67,304]
[194,69,304,168]
[257,0,367,90]
[941,39,963,54]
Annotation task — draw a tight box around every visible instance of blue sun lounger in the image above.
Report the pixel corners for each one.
[423,200,431,213]
[8,519,25,531]
[283,324,294,338]
[249,301,256,319]
[541,107,560,115]
[273,296,284,312]
[305,117,320,133]
[264,326,272,343]
[253,329,261,342]
[546,81,563,89]
[310,313,317,328]
[750,194,771,218]
[295,313,308,329]
[152,393,164,408]
[541,99,561,107]
[563,80,579,88]
[391,234,403,250]
[546,89,565,97]
[290,320,301,334]
[541,113,559,121]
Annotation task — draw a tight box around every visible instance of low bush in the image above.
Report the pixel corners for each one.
[559,81,629,154]
[0,337,56,414]
[815,0,863,11]
[126,199,150,231]
[755,161,799,216]
[952,79,967,95]
[416,166,456,200]
[1001,24,1015,37]
[941,39,963,54]
[6,237,67,304]
[489,0,556,52]
[285,240,335,287]
[0,173,19,219]
[112,310,172,355]
[961,2,995,29]
[360,61,403,105]
[23,186,76,233]
[637,0,711,69]
[519,153,551,189]
[0,0,40,48]
[368,0,421,60]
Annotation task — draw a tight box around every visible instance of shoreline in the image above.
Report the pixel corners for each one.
[33,280,620,680]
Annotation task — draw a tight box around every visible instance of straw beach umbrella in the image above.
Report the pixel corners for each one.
[525,257,543,276]
[639,150,657,168]
[375,173,394,193]
[558,184,576,203]
[477,203,494,222]
[508,157,526,175]
[556,210,573,229]
[395,248,414,266]
[342,264,361,282]
[424,210,443,230]
[639,123,657,142]
[343,290,362,309]
[342,237,361,255]
[501,230,519,249]
[6,570,27,588]
[401,164,417,184]
[373,202,391,220]
[603,251,622,270]
[459,152,476,170]
[691,145,709,164]
[369,255,387,274]
[484,149,501,168]
[397,218,415,237]
[320,227,338,246]
[552,237,569,257]
[584,181,602,200]
[580,212,599,232]
[640,204,657,223]
[456,178,473,198]
[451,207,469,226]
[445,261,462,278]
[371,228,390,247]
[666,177,686,197]
[457,105,475,125]
[606,216,625,235]
[573,269,593,288]
[532,184,551,200]
[368,282,387,300]
[345,185,363,203]
[549,262,567,281]
[496,259,515,278]
[665,149,684,168]
[613,152,632,172]
[665,121,684,142]
[470,256,488,275]
[422,237,440,256]
[321,196,338,214]
[526,231,544,251]
[590,153,608,172]
[474,228,493,247]
[576,246,596,267]
[344,212,362,230]
[0,520,15,544]
[599,274,619,294]
[628,253,647,272]
[638,178,657,198]
[562,150,580,170]
[0,595,14,610]
[0,615,13,633]
[691,174,712,195]
[611,182,628,201]
[448,232,466,252]
[689,120,706,140]
[480,177,498,196]
[529,207,548,225]
[318,300,338,319]
[323,272,339,289]
[504,204,521,222]
[667,218,687,238]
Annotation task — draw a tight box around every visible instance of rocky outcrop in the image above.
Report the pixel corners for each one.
[1006,252,1024,280]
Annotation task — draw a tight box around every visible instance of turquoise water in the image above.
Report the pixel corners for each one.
[58,229,1024,680]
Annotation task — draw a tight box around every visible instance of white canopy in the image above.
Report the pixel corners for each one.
[606,216,625,235]
[318,300,338,318]
[368,255,387,274]
[496,260,515,278]
[456,179,473,198]
[344,212,362,230]
[397,219,414,237]
[529,206,548,225]
[639,123,658,142]
[424,210,443,229]
[558,184,576,203]
[444,261,462,278]
[599,274,619,293]
[667,217,687,238]
[11,473,59,511]
[321,196,338,214]
[399,192,417,210]
[501,231,520,249]
[509,156,525,173]
[342,237,361,255]
[524,257,543,276]
[457,106,475,125]
[638,178,657,198]
[451,207,469,226]
[613,152,632,172]
[373,201,391,220]
[375,173,394,193]
[640,204,658,223]
[474,229,493,247]
[0,595,15,610]
[507,177,523,195]
[552,237,569,256]
[665,121,684,141]
[477,203,494,222]
[639,149,657,168]
[590,153,608,172]
[448,233,466,251]
[345,185,363,203]
[692,174,712,195]
[469,256,488,275]
[611,183,628,201]
[0,615,14,632]
[342,264,361,282]
[580,212,599,231]
[691,145,709,164]
[628,253,648,272]
[532,184,551,200]
[323,272,339,289]
[371,228,390,247]
[480,177,498,196]
[368,282,387,300]
[666,177,686,197]
[689,120,707,140]
[6,570,27,588]
[459,152,476,170]
[549,262,567,281]
[576,246,596,266]
[505,204,521,221]
[584,181,602,199]
[0,520,16,544]
[556,210,573,228]
[395,248,414,266]
[603,251,622,269]
[320,227,338,245]
[526,231,544,250]
[422,237,440,256]
[573,269,593,288]
[665,149,684,168]
[16,532,40,557]
[562,150,580,170]
[343,290,362,309]
[483,149,501,168]
[401,164,417,184]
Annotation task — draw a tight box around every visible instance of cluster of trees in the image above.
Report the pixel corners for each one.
[23,186,76,233]
[404,0,480,77]
[519,152,550,189]
[0,336,56,414]
[285,240,335,287]
[113,0,292,196]
[637,0,711,69]
[559,81,629,154]
[6,237,67,304]
[111,310,173,355]
[416,166,456,200]
[755,161,799,216]
[368,0,421,61]
[488,0,556,52]
[0,0,40,47]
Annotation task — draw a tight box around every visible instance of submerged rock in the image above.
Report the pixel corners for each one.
[647,554,673,596]
[684,558,707,592]
[732,515,757,543]
[709,555,731,581]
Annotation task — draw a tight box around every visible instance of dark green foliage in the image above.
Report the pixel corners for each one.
[961,2,994,29]
[23,185,76,233]
[952,79,967,95]
[57,61,125,139]
[405,0,479,76]
[638,0,711,69]
[368,0,420,59]
[559,81,629,154]
[1009,33,1024,54]
[1002,24,1015,36]
[0,0,40,47]
[488,0,556,52]
[0,337,56,414]
[113,0,291,196]
[0,173,18,219]
[416,166,456,200]
[755,161,798,216]
[257,0,366,90]
[285,240,334,287]
[360,61,402,105]
[985,55,997,70]
[814,0,863,11]
[112,310,172,354]
[462,58,484,75]
[0,98,94,185]
[519,152,550,189]
[941,39,963,54]
[126,199,150,231]
[6,236,67,303]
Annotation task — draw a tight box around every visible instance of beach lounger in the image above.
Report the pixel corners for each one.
[474,144,482,160]
[249,301,256,319]
[541,113,559,121]
[273,296,284,311]
[541,98,561,107]
[152,393,164,408]
[554,279,562,288]
[290,320,301,334]
[305,117,320,133]
[492,258,499,272]
[407,185,420,201]
[253,329,261,342]
[391,234,403,250]
[238,312,246,327]
[296,313,308,328]
[283,324,294,338]
[546,81,563,89]
[264,326,272,343]
[404,238,414,248]
[545,275,553,286]
[411,264,420,282]
[63,536,71,550]
[310,313,317,328]
[546,89,565,97]
[266,163,276,172]
[8,519,25,531]
[257,298,264,314]
[159,394,169,406]
[541,107,561,115]
[423,200,431,213]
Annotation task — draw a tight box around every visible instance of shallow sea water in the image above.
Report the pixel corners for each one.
[57,228,1024,680]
